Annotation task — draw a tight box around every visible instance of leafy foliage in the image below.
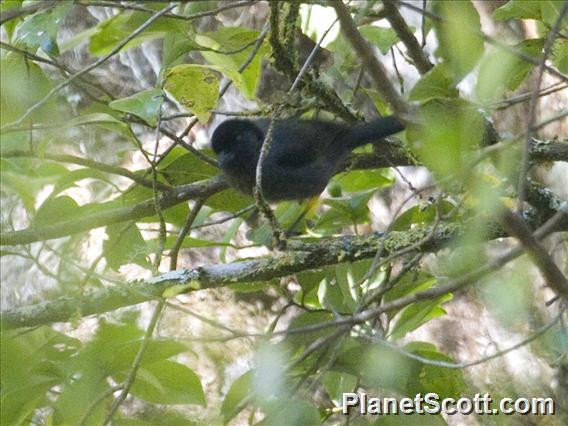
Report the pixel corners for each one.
[1,1,567,424]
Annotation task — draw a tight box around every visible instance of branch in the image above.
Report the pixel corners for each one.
[77,0,257,22]
[398,1,568,84]
[1,139,566,246]
[2,150,170,191]
[0,224,458,329]
[499,208,568,299]
[0,0,57,25]
[1,4,176,130]
[0,177,227,246]
[4,207,567,330]
[382,1,433,74]
[518,1,568,211]
[332,0,413,120]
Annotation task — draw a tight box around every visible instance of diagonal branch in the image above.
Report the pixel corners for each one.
[2,151,170,190]
[382,1,433,74]
[499,208,568,299]
[0,177,227,246]
[332,0,413,120]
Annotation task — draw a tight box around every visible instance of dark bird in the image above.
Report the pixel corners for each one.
[211,116,405,201]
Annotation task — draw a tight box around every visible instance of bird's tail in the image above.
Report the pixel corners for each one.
[346,115,405,148]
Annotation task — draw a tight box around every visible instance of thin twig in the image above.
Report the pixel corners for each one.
[356,307,565,369]
[398,1,568,83]
[169,198,205,270]
[333,0,413,119]
[104,299,165,424]
[0,0,56,25]
[500,208,568,299]
[1,150,170,190]
[2,4,176,130]
[79,0,256,22]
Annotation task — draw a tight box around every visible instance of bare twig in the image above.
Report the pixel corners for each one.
[398,1,568,83]
[356,306,566,369]
[2,4,176,130]
[333,0,413,120]
[79,0,256,22]
[1,150,170,190]
[382,1,433,74]
[499,208,568,299]
[169,198,205,270]
[104,299,165,424]
[0,0,56,25]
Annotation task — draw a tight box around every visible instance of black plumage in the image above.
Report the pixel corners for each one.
[211,116,404,201]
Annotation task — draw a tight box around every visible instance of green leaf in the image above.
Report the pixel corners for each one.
[506,39,544,91]
[287,311,335,349]
[162,32,206,69]
[115,410,196,426]
[54,368,110,425]
[383,272,436,305]
[433,1,484,81]
[109,89,163,126]
[261,399,321,426]
[476,48,520,103]
[77,318,189,374]
[89,11,186,56]
[322,371,358,405]
[165,64,220,122]
[319,271,355,314]
[552,39,568,73]
[1,53,56,126]
[158,150,218,185]
[1,327,80,425]
[334,168,394,192]
[542,0,568,30]
[315,189,375,231]
[406,98,485,180]
[359,25,401,54]
[493,0,542,20]
[64,112,135,142]
[334,262,371,310]
[14,2,73,55]
[34,195,81,226]
[405,342,466,398]
[0,158,46,211]
[389,294,452,340]
[196,27,270,99]
[221,370,253,424]
[220,216,245,262]
[103,222,150,271]
[295,268,330,306]
[360,344,416,392]
[0,1,24,39]
[391,200,456,231]
[409,64,459,102]
[130,360,206,405]
[476,39,543,101]
[182,1,219,15]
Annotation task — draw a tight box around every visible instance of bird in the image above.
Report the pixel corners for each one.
[211,116,405,202]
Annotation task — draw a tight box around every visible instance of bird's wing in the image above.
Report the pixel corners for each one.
[274,144,319,168]
[270,119,347,168]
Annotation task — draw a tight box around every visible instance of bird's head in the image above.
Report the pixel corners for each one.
[211,119,264,157]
